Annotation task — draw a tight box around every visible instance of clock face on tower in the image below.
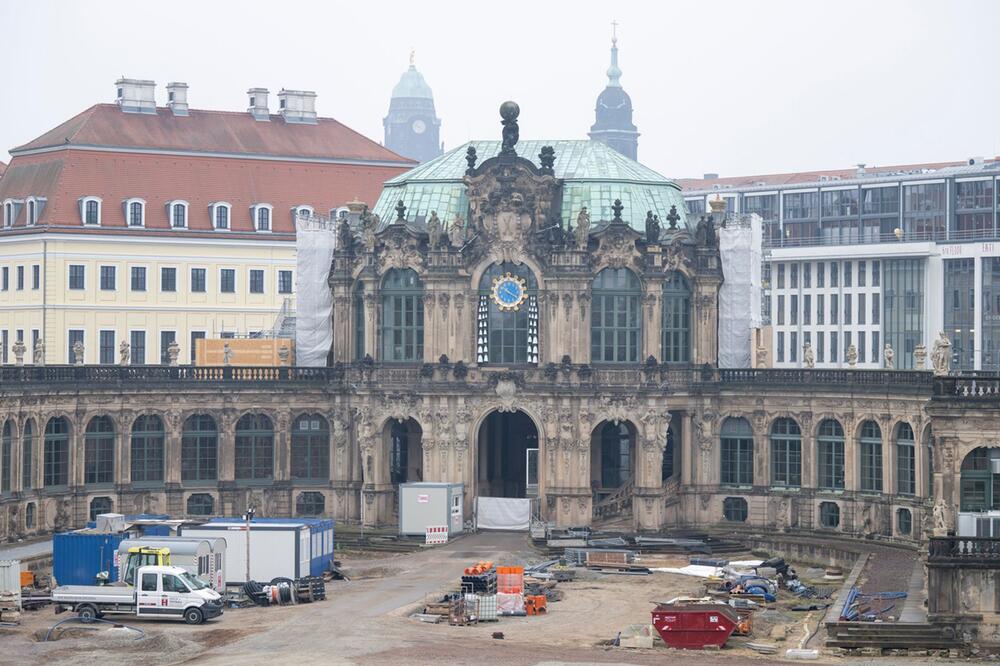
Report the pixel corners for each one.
[411,119,427,134]
[491,273,528,311]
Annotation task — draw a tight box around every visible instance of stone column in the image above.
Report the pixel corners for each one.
[10,418,22,493]
[642,289,660,361]
[364,293,378,359]
[164,414,182,484]
[914,427,927,499]
[217,413,236,482]
[275,410,291,481]
[800,421,816,489]
[680,412,694,486]
[844,423,859,492]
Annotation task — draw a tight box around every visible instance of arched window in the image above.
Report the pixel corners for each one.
[662,426,675,482]
[1,421,11,494]
[25,502,36,529]
[235,413,274,480]
[27,199,36,226]
[171,202,187,228]
[859,420,883,492]
[820,501,840,528]
[390,421,409,484]
[252,204,273,231]
[292,414,329,480]
[43,417,69,487]
[600,422,632,488]
[817,419,845,490]
[131,415,164,483]
[477,262,539,365]
[927,426,934,499]
[84,416,115,485]
[89,496,113,522]
[128,200,145,227]
[381,269,423,362]
[181,415,217,482]
[897,508,912,536]
[22,418,34,490]
[720,417,753,486]
[723,497,748,522]
[960,447,1000,511]
[896,423,916,496]
[591,268,642,363]
[770,418,801,488]
[296,491,325,517]
[662,271,691,363]
[84,199,101,225]
[354,282,366,360]
[212,202,230,230]
[187,493,215,516]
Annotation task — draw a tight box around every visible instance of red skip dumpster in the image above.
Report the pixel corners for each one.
[651,600,739,649]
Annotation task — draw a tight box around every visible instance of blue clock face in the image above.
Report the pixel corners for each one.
[492,275,527,311]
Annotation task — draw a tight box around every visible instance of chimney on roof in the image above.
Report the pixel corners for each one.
[248,88,270,121]
[278,89,317,125]
[703,173,719,180]
[166,82,189,117]
[856,163,867,177]
[115,78,156,114]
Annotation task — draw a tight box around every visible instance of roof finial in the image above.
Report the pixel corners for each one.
[607,22,622,88]
[409,48,415,68]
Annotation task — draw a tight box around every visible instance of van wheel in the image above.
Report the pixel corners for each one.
[77,605,98,623]
[183,607,204,625]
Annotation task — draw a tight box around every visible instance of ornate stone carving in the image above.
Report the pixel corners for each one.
[591,225,642,271]
[495,378,517,413]
[11,339,25,366]
[378,230,424,274]
[438,292,450,316]
[883,343,895,369]
[931,331,952,376]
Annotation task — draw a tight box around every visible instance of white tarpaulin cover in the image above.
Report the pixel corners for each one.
[476,497,531,531]
[294,217,338,366]
[718,214,763,368]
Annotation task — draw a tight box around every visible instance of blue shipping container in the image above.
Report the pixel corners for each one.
[53,531,128,586]
[210,517,335,576]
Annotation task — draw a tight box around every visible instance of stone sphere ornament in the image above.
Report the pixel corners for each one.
[499,100,520,120]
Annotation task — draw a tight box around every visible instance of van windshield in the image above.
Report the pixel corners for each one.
[180,572,208,590]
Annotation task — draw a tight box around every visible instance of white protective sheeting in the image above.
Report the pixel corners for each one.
[294,217,338,366]
[718,214,763,368]
[476,497,531,531]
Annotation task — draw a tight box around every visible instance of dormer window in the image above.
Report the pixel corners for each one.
[3,200,14,228]
[80,197,102,226]
[167,200,189,228]
[124,198,146,227]
[330,207,349,221]
[293,205,314,221]
[251,203,273,232]
[26,198,36,226]
[210,202,231,230]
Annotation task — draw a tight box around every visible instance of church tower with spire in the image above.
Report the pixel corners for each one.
[588,28,639,160]
[384,52,442,163]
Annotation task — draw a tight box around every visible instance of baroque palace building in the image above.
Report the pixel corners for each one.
[0,102,990,549]
[0,78,413,366]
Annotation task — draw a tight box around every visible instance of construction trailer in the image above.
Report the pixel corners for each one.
[399,482,465,537]
[201,518,335,577]
[53,531,130,586]
[117,537,227,591]
[179,521,311,585]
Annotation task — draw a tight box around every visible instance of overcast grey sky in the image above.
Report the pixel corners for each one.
[1,0,997,179]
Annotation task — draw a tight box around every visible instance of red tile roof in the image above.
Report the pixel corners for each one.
[14,104,414,165]
[676,160,973,191]
[0,161,6,179]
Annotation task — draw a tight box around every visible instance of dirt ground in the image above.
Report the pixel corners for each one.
[0,532,938,665]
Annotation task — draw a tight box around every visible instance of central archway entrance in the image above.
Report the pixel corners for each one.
[477,410,539,499]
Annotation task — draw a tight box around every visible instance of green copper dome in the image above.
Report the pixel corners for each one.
[391,65,434,100]
[373,140,689,231]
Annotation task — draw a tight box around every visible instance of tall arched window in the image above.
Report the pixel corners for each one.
[354,282,366,361]
[84,416,115,485]
[292,414,330,480]
[84,199,100,225]
[591,268,642,363]
[600,422,632,488]
[181,415,217,482]
[817,419,845,490]
[44,417,69,487]
[131,415,165,483]
[22,418,34,490]
[128,200,144,227]
[720,417,753,486]
[477,263,539,365]
[1,421,11,494]
[390,421,409,484]
[89,497,113,522]
[859,420,883,492]
[381,269,423,362]
[662,271,691,363]
[770,418,802,488]
[896,423,916,496]
[662,426,675,482]
[235,413,274,480]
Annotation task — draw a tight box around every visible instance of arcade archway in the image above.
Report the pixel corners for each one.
[476,410,539,499]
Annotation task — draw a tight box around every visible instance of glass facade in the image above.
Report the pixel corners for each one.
[954,180,994,239]
[661,272,690,363]
[883,258,924,369]
[903,183,946,240]
[944,258,975,370]
[591,268,642,363]
[983,258,1000,371]
[381,269,424,363]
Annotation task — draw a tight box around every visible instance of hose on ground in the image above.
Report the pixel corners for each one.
[44,616,146,642]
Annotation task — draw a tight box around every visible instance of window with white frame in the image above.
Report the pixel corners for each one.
[2,200,14,227]
[330,208,349,221]
[25,197,37,226]
[124,198,146,227]
[80,197,102,226]
[167,201,188,228]
[293,205,314,221]
[252,204,273,232]
[210,202,231,230]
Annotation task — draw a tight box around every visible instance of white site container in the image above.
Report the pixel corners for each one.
[117,537,227,591]
[179,522,310,585]
[0,560,22,610]
[398,482,464,536]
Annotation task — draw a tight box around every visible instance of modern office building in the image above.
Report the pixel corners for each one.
[680,158,1000,370]
[0,79,414,365]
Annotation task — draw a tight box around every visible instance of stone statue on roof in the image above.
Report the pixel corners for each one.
[884,343,895,370]
[931,331,952,376]
[119,340,130,366]
[12,339,25,366]
[575,207,590,248]
[645,210,660,244]
[427,210,442,249]
[34,339,45,366]
[450,215,467,248]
